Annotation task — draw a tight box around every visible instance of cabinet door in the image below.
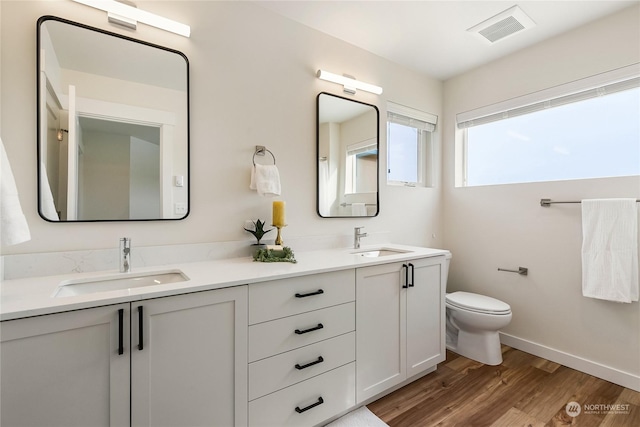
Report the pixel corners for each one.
[0,304,130,427]
[406,257,446,378]
[131,286,248,427]
[356,261,406,403]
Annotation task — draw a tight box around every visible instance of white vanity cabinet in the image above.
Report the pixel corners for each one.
[0,285,248,427]
[0,303,131,427]
[131,286,248,427]
[0,245,450,427]
[247,270,356,427]
[355,256,446,403]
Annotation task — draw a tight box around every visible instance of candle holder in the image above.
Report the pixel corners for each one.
[273,224,287,245]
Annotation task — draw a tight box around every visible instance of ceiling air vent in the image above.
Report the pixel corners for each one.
[467,5,536,44]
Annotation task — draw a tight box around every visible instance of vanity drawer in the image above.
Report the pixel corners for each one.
[248,363,355,427]
[249,270,355,325]
[248,302,354,362]
[249,332,355,401]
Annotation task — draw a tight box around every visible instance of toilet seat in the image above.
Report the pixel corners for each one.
[446,291,511,315]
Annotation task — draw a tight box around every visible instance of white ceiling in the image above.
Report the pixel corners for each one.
[256,0,638,80]
[44,18,187,91]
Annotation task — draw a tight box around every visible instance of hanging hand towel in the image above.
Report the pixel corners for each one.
[581,198,638,303]
[1,138,31,245]
[250,164,281,197]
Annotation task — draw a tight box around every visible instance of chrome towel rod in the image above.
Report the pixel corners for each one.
[498,267,528,276]
[340,202,376,207]
[540,198,640,207]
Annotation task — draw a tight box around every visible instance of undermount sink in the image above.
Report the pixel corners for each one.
[352,248,412,258]
[52,270,189,298]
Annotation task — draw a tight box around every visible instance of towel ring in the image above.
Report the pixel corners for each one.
[253,146,276,166]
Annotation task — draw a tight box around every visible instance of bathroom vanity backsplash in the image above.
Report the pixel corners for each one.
[1,231,390,280]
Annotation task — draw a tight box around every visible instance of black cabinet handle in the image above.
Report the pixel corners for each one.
[402,264,409,288]
[295,397,324,414]
[295,289,324,298]
[408,263,415,287]
[137,306,144,351]
[118,309,124,355]
[295,323,324,335]
[295,356,324,370]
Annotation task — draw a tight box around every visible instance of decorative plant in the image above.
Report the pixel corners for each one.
[253,246,297,263]
[244,219,273,245]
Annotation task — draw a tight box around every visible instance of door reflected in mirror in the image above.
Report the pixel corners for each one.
[317,92,379,218]
[37,16,189,221]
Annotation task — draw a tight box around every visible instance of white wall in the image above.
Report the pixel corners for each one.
[442,5,640,386]
[0,0,443,254]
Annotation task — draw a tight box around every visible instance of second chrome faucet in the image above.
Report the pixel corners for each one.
[120,237,131,273]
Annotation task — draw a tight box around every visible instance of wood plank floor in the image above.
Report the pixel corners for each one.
[367,346,640,427]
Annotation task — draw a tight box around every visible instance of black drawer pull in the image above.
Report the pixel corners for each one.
[295,289,324,298]
[295,397,324,414]
[118,309,124,355]
[408,263,415,287]
[402,264,409,289]
[137,306,144,351]
[295,356,324,370]
[295,323,324,335]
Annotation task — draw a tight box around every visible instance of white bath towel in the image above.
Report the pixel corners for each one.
[351,203,367,216]
[581,198,638,303]
[250,164,281,197]
[1,138,31,245]
[39,161,59,221]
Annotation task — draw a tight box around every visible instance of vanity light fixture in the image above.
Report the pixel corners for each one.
[316,70,383,95]
[70,0,191,37]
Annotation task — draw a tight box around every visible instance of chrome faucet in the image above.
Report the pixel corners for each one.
[354,227,368,249]
[120,237,131,273]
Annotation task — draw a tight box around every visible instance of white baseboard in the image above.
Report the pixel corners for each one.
[500,333,640,392]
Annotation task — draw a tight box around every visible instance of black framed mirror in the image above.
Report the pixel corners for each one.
[317,92,379,218]
[37,16,189,221]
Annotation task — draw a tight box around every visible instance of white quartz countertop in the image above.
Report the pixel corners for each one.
[0,244,450,321]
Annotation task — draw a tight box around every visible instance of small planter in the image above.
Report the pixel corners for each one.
[251,243,267,258]
[244,219,273,256]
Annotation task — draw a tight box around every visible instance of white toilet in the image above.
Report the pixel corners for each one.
[443,257,512,365]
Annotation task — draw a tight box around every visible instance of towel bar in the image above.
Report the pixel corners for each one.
[253,146,276,165]
[498,267,528,276]
[541,198,640,207]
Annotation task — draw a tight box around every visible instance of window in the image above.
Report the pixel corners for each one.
[386,102,437,187]
[457,66,640,187]
[345,139,377,194]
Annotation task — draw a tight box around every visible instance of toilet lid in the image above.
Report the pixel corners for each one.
[446,291,511,314]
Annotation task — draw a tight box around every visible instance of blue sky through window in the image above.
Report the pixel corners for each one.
[388,122,419,183]
[466,87,640,186]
